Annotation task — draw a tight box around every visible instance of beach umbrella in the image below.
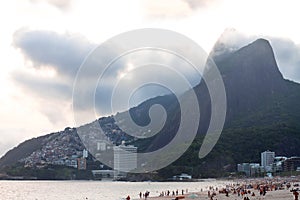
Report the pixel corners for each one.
[188,193,198,199]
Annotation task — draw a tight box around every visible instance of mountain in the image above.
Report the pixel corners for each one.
[216,38,300,130]
[164,38,300,177]
[0,128,84,169]
[132,38,300,177]
[141,38,300,152]
[216,39,286,122]
[1,38,300,178]
[0,134,49,169]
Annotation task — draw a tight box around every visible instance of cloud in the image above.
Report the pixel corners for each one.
[12,29,94,123]
[11,27,300,147]
[14,29,95,78]
[12,69,75,125]
[12,70,71,101]
[183,0,216,10]
[268,38,300,83]
[13,28,300,127]
[13,29,204,125]
[211,29,300,83]
[210,28,257,59]
[142,0,218,18]
[30,0,72,10]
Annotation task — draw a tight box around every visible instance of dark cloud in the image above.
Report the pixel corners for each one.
[14,29,95,78]
[12,30,95,122]
[13,28,300,127]
[13,29,204,123]
[12,71,72,101]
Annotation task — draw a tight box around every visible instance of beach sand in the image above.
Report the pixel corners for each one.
[135,178,300,200]
[146,189,295,200]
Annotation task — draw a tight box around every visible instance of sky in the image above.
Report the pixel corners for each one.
[1,0,300,156]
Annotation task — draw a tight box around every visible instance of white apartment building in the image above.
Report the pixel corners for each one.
[261,150,275,171]
[113,142,137,179]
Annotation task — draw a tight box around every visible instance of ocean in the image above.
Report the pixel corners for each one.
[0,180,230,200]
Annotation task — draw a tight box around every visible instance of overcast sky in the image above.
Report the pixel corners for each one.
[1,0,300,156]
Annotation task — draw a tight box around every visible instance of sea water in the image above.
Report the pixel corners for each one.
[0,180,230,200]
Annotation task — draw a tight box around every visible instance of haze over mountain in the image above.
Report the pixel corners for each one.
[1,38,300,178]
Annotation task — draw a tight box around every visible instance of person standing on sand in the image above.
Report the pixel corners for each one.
[145,191,150,199]
[126,195,130,200]
[263,186,267,196]
[225,190,229,197]
[293,190,299,200]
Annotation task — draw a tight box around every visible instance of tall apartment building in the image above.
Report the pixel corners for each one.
[261,150,275,171]
[113,142,137,179]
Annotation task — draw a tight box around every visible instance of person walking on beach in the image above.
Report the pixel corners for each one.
[126,195,130,200]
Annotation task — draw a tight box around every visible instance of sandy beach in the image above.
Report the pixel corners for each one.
[147,189,295,200]
[135,178,300,200]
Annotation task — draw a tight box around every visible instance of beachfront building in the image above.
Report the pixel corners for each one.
[272,156,287,172]
[261,150,275,172]
[91,169,114,179]
[113,141,137,179]
[172,173,192,180]
[283,157,300,172]
[237,163,260,176]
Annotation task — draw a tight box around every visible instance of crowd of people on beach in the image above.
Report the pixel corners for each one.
[206,179,300,200]
[158,189,188,197]
[124,178,299,200]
